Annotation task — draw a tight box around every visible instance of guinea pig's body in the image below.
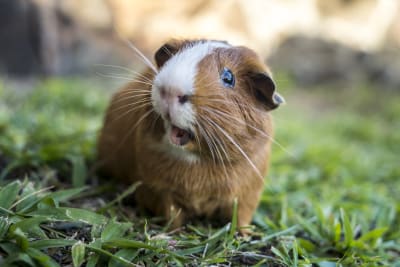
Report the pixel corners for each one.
[98,39,283,230]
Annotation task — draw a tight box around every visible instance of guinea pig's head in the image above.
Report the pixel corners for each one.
[151,39,284,163]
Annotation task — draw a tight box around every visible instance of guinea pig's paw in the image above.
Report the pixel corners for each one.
[165,204,185,230]
[238,225,255,238]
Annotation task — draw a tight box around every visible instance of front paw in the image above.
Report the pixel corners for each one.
[165,204,185,230]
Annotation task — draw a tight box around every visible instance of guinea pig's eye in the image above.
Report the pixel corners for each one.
[220,67,235,88]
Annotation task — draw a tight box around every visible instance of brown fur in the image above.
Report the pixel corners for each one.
[97,39,281,232]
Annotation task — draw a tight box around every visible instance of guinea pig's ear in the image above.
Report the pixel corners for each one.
[154,40,184,69]
[249,72,285,110]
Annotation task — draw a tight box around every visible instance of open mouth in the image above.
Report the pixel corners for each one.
[170,125,194,146]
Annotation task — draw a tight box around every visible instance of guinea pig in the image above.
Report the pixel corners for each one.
[97,39,284,232]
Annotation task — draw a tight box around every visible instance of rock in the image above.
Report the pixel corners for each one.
[0,0,399,78]
[0,0,132,77]
[0,0,42,75]
[268,36,400,90]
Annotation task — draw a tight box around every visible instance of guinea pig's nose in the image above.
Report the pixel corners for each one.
[177,95,189,104]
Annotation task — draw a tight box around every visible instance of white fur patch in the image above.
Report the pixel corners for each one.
[151,41,229,161]
[152,41,230,131]
[155,41,230,96]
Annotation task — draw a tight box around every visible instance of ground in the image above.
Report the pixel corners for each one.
[0,75,399,266]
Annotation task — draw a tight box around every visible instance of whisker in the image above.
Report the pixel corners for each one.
[200,96,293,125]
[111,88,151,97]
[96,64,155,84]
[96,72,135,81]
[111,93,151,106]
[197,120,217,164]
[200,119,227,164]
[201,107,295,159]
[116,92,151,98]
[200,118,232,183]
[200,120,234,192]
[109,99,152,114]
[96,72,155,87]
[108,102,152,124]
[94,64,139,75]
[120,72,154,84]
[150,113,161,133]
[195,97,265,114]
[123,73,154,84]
[211,127,230,165]
[191,120,203,157]
[204,116,265,182]
[126,40,158,74]
[126,79,154,87]
[113,108,155,156]
[116,89,152,97]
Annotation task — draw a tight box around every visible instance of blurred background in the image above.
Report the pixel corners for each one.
[0,0,399,89]
[0,2,399,265]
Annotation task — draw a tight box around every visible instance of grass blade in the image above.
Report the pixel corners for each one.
[28,207,107,225]
[340,208,353,248]
[101,219,133,241]
[26,247,60,267]
[0,216,10,239]
[30,239,77,249]
[87,243,137,267]
[0,180,20,209]
[70,156,87,188]
[228,198,238,239]
[72,241,86,267]
[97,182,141,213]
[47,187,88,202]
[108,249,140,267]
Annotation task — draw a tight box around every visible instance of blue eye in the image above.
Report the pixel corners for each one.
[220,67,235,88]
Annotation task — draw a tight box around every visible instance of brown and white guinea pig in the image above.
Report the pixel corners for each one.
[97,39,284,232]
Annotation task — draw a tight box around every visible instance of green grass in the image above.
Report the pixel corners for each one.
[0,76,399,266]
